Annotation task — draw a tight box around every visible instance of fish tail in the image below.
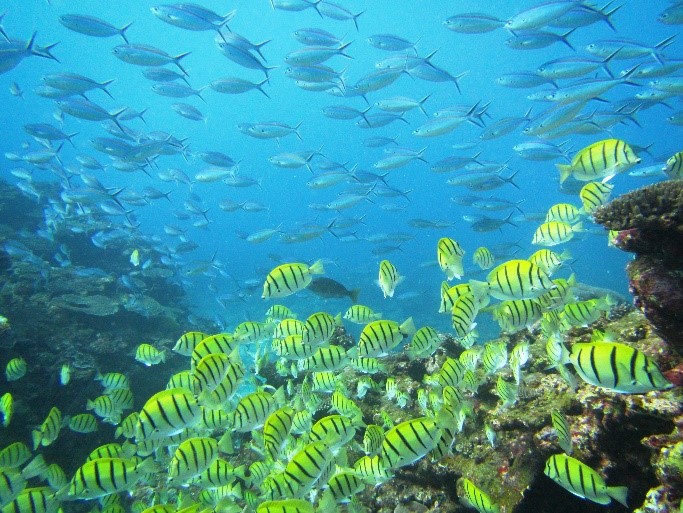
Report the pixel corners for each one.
[607,486,629,508]
[119,22,133,44]
[350,289,361,304]
[308,259,325,275]
[556,163,572,184]
[173,51,191,76]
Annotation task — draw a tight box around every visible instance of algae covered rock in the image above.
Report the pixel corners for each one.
[594,180,683,355]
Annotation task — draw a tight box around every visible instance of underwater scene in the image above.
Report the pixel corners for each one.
[1,0,683,512]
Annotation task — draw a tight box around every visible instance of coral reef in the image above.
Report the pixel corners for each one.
[594,180,683,356]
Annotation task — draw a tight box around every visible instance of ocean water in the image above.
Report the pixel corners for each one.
[0,0,681,511]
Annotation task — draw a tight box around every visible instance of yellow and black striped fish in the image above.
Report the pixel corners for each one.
[439,282,473,314]
[283,441,334,498]
[494,298,542,334]
[544,453,628,506]
[451,293,480,338]
[32,407,62,450]
[168,437,218,481]
[568,342,672,393]
[472,259,555,301]
[256,499,314,513]
[551,409,572,455]
[192,353,231,396]
[579,181,613,214]
[262,260,324,299]
[190,334,238,370]
[663,151,683,179]
[406,326,441,360]
[172,331,208,356]
[326,470,365,503]
[437,237,465,280]
[302,312,342,345]
[68,413,98,434]
[358,317,416,358]
[556,138,640,183]
[263,406,294,460]
[344,304,382,324]
[378,259,402,298]
[532,221,582,246]
[460,478,500,513]
[380,417,441,469]
[472,247,495,270]
[298,345,347,372]
[136,388,201,441]
[0,442,31,469]
[545,203,582,224]
[5,358,27,382]
[2,487,59,513]
[310,414,360,449]
[231,387,285,432]
[274,318,305,338]
[363,424,384,456]
[68,458,154,499]
[265,304,297,322]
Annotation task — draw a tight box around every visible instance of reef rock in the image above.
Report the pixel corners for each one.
[594,180,683,356]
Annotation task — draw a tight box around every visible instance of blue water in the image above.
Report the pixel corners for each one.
[0,0,680,337]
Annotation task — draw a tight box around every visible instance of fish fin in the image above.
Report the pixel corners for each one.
[606,486,629,508]
[308,259,325,275]
[469,280,490,301]
[556,163,572,184]
[400,317,416,336]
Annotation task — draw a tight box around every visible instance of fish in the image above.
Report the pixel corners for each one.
[231,388,285,432]
[663,151,683,179]
[527,248,572,276]
[59,364,70,386]
[357,318,416,357]
[460,478,500,513]
[68,413,98,434]
[112,44,190,75]
[532,221,583,246]
[307,277,360,303]
[136,388,201,441]
[471,259,555,301]
[377,259,402,298]
[560,296,614,328]
[545,203,583,224]
[556,139,641,183]
[380,417,442,469]
[68,458,154,499]
[168,437,219,481]
[494,298,543,334]
[344,304,382,324]
[0,393,13,428]
[262,260,325,299]
[437,237,466,280]
[172,331,208,356]
[451,293,481,338]
[134,343,166,366]
[579,181,615,214]
[566,341,673,393]
[5,357,27,381]
[544,454,628,507]
[58,14,132,43]
[31,407,62,450]
[473,247,495,270]
[551,409,573,454]
[407,326,441,359]
[130,248,140,266]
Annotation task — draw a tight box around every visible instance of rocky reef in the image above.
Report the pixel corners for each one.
[594,180,683,357]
